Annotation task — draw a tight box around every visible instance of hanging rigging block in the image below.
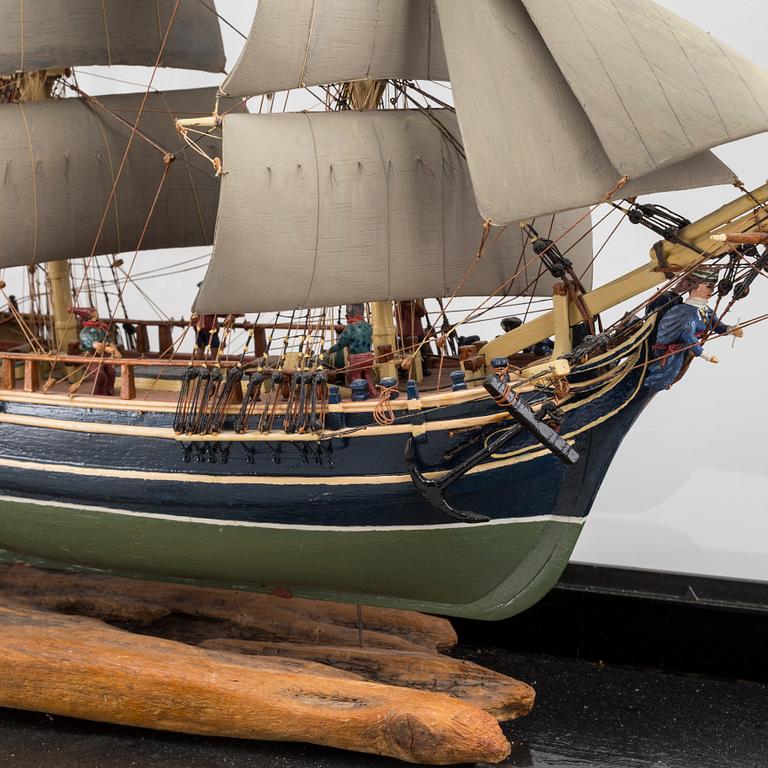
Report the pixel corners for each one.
[483,375,579,465]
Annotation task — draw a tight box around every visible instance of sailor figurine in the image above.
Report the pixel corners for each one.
[192,312,221,354]
[328,304,376,396]
[396,299,431,375]
[68,306,120,356]
[67,306,121,395]
[645,266,743,395]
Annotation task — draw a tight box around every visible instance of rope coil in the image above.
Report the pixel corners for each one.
[373,381,398,426]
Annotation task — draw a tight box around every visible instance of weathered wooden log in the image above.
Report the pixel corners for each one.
[25,594,171,624]
[178,647,365,681]
[201,639,535,721]
[0,565,457,652]
[0,601,510,765]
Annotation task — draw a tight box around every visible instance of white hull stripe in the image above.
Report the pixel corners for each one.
[0,492,587,532]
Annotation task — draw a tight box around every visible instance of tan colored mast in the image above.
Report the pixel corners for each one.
[344,80,400,381]
[551,284,572,359]
[5,69,79,353]
[47,260,77,352]
[370,300,398,380]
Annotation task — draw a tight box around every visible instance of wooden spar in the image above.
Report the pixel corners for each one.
[371,300,399,380]
[47,260,79,353]
[201,639,535,721]
[0,600,510,764]
[483,181,768,361]
[711,231,768,245]
[176,115,218,131]
[15,72,80,355]
[482,264,662,361]
[666,182,768,246]
[551,284,572,359]
[345,80,401,381]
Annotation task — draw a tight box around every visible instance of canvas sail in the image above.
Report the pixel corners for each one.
[521,0,768,178]
[222,0,447,98]
[436,0,742,225]
[0,0,225,75]
[0,88,237,269]
[194,110,594,315]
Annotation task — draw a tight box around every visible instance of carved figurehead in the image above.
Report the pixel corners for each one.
[645,266,743,394]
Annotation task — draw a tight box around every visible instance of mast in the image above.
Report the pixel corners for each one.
[34,75,78,354]
[345,80,399,382]
[370,300,398,381]
[0,2,226,353]
[34,73,79,353]
[36,75,78,354]
[196,0,768,369]
[3,69,79,352]
[48,261,78,353]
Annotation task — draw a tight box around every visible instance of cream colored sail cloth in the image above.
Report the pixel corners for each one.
[521,0,768,177]
[0,0,225,75]
[436,0,738,225]
[194,110,593,315]
[0,88,237,268]
[221,0,447,98]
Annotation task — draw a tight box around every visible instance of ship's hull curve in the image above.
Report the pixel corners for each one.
[0,341,653,619]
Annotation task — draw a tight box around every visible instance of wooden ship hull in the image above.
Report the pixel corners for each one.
[1,0,767,631]
[0,323,653,620]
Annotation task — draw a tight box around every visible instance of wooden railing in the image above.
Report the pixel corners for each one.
[1,313,343,358]
[0,351,255,402]
[115,318,251,356]
[116,318,343,357]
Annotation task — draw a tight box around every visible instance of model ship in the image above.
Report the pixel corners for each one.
[0,0,766,620]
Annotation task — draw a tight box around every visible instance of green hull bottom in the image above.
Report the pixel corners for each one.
[0,498,584,620]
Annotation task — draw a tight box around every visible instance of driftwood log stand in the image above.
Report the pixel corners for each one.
[0,564,534,764]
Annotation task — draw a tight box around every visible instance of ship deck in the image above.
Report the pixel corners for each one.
[1,354,485,407]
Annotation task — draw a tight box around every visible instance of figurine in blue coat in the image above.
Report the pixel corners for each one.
[645,266,743,395]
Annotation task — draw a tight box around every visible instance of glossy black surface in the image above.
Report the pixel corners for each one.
[458,566,768,685]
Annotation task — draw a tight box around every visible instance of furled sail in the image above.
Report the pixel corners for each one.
[436,0,741,225]
[0,0,225,75]
[194,110,594,315]
[221,0,448,98]
[0,88,237,268]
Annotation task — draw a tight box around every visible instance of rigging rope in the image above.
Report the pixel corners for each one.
[46,0,185,366]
